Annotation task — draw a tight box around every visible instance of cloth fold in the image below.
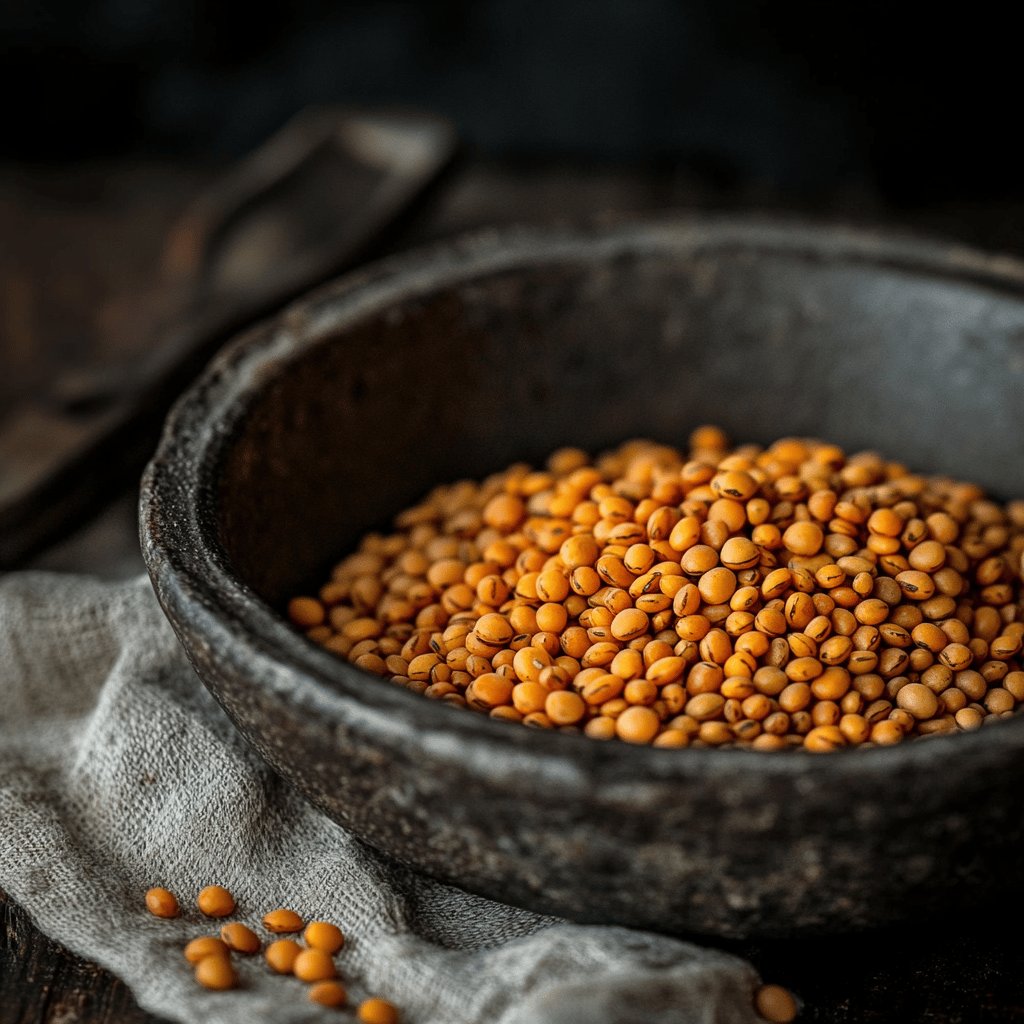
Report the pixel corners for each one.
[0,572,760,1023]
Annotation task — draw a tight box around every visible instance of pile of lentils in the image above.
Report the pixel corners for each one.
[289,428,1024,751]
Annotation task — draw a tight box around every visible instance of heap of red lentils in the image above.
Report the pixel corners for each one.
[289,428,1024,751]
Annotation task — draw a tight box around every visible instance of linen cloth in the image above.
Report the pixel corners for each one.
[0,571,763,1023]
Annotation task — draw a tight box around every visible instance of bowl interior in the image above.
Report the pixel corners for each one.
[214,225,1024,607]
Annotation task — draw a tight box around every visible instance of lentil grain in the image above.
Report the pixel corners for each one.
[304,921,345,954]
[358,997,401,1024]
[309,981,348,1008]
[144,887,179,919]
[755,983,798,1023]
[197,886,235,918]
[183,937,229,964]
[263,908,304,934]
[265,938,303,974]
[293,948,336,982]
[195,956,236,991]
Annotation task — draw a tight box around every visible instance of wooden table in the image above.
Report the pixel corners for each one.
[4,157,1024,1023]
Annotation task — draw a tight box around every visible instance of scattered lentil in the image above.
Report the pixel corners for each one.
[265,938,303,974]
[220,922,261,954]
[194,955,236,991]
[166,897,396,1015]
[144,887,179,919]
[183,936,229,964]
[304,920,345,954]
[309,981,348,1008]
[755,983,798,1023]
[295,429,1024,751]
[293,948,337,982]
[197,885,235,918]
[263,907,304,934]
[358,997,401,1024]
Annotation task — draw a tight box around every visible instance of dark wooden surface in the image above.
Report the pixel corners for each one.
[0,891,153,1024]
[734,904,1024,1023]
[0,162,212,413]
[4,156,1024,1023]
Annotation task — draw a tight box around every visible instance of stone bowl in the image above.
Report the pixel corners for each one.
[140,218,1024,939]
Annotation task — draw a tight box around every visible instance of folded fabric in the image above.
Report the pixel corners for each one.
[0,572,761,1023]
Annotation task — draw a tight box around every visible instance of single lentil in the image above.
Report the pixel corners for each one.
[220,922,261,954]
[358,998,401,1024]
[309,980,348,1008]
[183,936,229,964]
[197,885,235,918]
[293,948,337,982]
[755,983,798,1023]
[194,955,236,991]
[144,887,179,919]
[295,429,1024,751]
[263,907,304,934]
[304,920,345,954]
[265,938,303,974]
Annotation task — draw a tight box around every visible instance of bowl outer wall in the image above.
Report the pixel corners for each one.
[141,217,1024,938]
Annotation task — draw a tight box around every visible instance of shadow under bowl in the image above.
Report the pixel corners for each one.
[141,217,1024,939]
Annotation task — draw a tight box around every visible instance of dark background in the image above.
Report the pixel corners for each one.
[2,0,1019,209]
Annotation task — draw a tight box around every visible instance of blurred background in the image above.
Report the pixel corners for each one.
[2,0,1022,571]
[3,1,1020,205]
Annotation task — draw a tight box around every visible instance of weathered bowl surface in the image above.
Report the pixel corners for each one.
[141,218,1024,938]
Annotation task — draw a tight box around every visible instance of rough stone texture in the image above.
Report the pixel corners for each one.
[141,218,1024,939]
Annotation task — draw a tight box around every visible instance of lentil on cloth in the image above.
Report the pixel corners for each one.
[198,885,236,917]
[145,887,179,918]
[292,429,1024,750]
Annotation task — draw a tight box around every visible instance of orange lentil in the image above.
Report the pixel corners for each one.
[144,887,179,919]
[293,948,337,982]
[304,921,345,954]
[358,998,401,1024]
[804,725,846,751]
[611,608,650,641]
[265,938,303,974]
[197,885,235,918]
[483,493,525,530]
[263,907,304,934]
[220,922,261,955]
[195,955,236,990]
[288,597,326,628]
[755,983,799,1023]
[783,522,824,556]
[615,705,661,744]
[467,673,514,711]
[545,690,586,725]
[184,936,229,964]
[297,433,1024,751]
[310,981,348,1008]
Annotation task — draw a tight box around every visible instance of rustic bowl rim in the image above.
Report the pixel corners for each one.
[140,214,1024,790]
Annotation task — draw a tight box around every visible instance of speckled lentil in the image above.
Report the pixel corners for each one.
[291,429,1024,751]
